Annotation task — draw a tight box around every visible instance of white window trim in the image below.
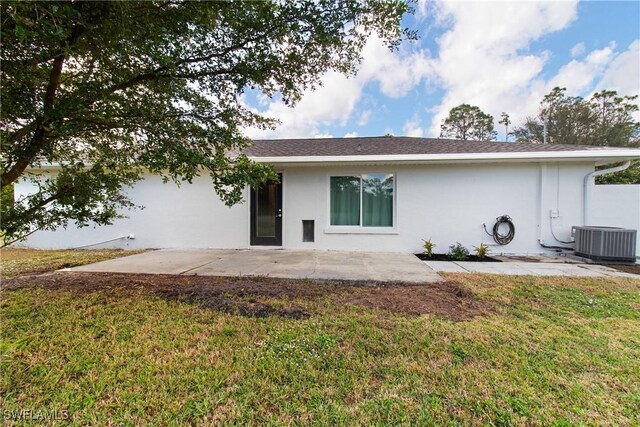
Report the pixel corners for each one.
[323,227,399,235]
[325,172,396,234]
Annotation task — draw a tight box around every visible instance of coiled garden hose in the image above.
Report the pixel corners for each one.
[483,215,515,245]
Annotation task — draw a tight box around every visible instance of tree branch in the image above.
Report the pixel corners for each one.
[1,22,85,187]
[0,185,73,247]
[108,25,277,94]
[1,226,46,248]
[3,120,39,147]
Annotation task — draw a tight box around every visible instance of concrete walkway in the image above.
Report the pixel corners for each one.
[68,249,442,283]
[423,260,639,278]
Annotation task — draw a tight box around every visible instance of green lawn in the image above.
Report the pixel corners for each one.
[1,251,639,425]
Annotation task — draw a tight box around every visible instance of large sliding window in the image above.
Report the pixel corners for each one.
[330,173,394,227]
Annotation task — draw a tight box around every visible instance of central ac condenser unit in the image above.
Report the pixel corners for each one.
[571,226,637,263]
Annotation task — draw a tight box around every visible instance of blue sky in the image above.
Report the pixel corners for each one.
[243,0,640,141]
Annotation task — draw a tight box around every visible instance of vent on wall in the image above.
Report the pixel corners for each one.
[572,226,637,263]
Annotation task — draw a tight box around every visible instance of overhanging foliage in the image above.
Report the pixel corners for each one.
[0,1,414,244]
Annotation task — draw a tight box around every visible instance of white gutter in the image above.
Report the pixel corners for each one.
[23,149,640,171]
[583,160,632,225]
[250,149,640,165]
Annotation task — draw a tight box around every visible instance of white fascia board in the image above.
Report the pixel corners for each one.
[23,149,640,171]
[249,149,640,165]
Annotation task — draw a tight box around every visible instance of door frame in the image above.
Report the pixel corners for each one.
[249,173,283,246]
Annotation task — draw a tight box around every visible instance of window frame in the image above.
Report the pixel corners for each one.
[326,172,397,233]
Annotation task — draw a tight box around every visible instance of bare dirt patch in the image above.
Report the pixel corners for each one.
[608,264,640,275]
[2,272,490,321]
[337,282,484,320]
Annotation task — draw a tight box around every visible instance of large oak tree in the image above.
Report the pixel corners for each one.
[0,0,414,244]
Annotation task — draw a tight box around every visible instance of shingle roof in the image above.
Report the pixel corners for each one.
[245,136,615,157]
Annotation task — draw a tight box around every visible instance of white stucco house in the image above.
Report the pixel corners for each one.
[16,137,640,255]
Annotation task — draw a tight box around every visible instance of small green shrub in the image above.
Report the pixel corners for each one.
[473,243,490,259]
[422,239,435,257]
[448,242,469,261]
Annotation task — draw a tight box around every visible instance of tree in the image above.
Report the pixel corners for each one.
[0,182,13,243]
[498,112,511,142]
[439,104,497,141]
[512,87,639,147]
[512,87,640,184]
[596,161,640,184]
[587,90,640,147]
[0,1,414,245]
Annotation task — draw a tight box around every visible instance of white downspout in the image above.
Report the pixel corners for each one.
[583,161,631,225]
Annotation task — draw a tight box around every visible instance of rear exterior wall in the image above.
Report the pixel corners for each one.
[14,172,249,250]
[16,162,593,254]
[280,162,591,255]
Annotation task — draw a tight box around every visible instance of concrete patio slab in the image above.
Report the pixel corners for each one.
[423,260,639,278]
[68,249,442,283]
[70,250,224,275]
[422,261,469,273]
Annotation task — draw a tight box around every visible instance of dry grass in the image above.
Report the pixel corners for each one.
[0,248,145,279]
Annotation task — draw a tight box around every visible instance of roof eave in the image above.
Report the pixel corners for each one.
[249,150,640,165]
[22,150,640,172]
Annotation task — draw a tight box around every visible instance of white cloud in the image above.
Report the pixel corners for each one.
[344,131,359,138]
[256,92,272,107]
[242,71,360,139]
[427,0,580,136]
[243,35,432,139]
[416,0,429,21]
[571,42,586,57]
[548,43,616,95]
[425,1,640,140]
[403,116,424,137]
[358,40,433,98]
[357,109,372,126]
[596,40,640,96]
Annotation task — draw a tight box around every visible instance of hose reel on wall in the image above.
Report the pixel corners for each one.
[484,214,515,245]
